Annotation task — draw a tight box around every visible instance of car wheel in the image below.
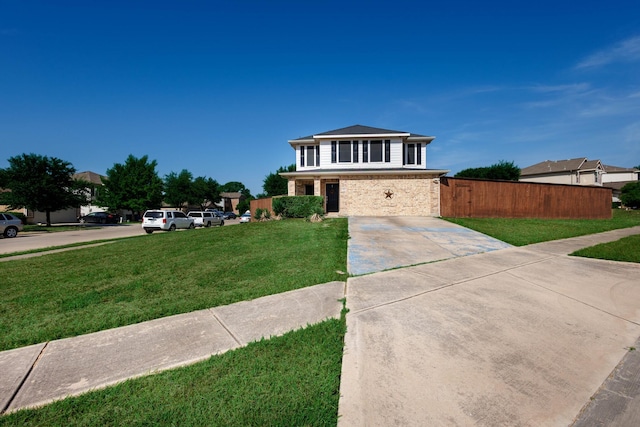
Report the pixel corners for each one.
[145,229,153,234]
[169,224,176,231]
[189,223,195,229]
[4,227,18,238]
[220,220,224,226]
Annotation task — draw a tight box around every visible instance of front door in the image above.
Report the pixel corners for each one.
[326,183,339,213]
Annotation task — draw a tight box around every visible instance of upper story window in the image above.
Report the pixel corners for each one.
[300,145,320,167]
[339,141,352,162]
[403,143,422,166]
[331,139,391,163]
[370,140,383,162]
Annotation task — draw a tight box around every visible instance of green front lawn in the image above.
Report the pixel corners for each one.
[444,209,640,246]
[0,219,348,351]
[571,234,640,263]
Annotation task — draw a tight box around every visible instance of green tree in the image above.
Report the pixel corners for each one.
[190,176,221,210]
[263,164,295,197]
[0,153,88,226]
[236,196,253,215]
[221,181,252,199]
[98,155,163,217]
[620,181,640,209]
[455,160,520,181]
[164,169,194,210]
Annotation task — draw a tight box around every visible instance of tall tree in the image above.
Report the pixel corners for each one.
[455,160,520,181]
[190,176,221,210]
[0,153,88,226]
[263,164,295,197]
[221,181,252,199]
[621,181,640,209]
[164,169,194,210]
[98,155,163,217]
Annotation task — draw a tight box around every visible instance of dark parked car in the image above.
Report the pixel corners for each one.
[223,212,237,219]
[79,212,120,224]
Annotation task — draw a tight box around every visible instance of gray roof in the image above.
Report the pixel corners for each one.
[604,180,638,190]
[73,171,106,185]
[220,192,243,199]
[603,164,639,173]
[292,124,430,141]
[521,158,603,176]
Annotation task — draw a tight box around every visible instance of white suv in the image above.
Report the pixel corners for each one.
[142,210,195,234]
[187,211,224,227]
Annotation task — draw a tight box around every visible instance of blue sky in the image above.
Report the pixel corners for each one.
[2,0,639,196]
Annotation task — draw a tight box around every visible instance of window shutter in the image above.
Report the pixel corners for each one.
[331,141,337,163]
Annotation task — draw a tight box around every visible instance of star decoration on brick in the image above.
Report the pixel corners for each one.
[384,189,394,199]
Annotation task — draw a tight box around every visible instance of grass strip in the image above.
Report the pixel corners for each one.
[0,219,348,351]
[444,209,640,246]
[0,240,129,259]
[22,225,113,233]
[571,234,640,263]
[0,317,346,426]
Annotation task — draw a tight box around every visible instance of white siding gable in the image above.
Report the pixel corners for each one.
[295,138,427,171]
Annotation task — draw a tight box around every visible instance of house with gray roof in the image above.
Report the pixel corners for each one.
[280,125,448,216]
[601,165,640,204]
[520,158,605,186]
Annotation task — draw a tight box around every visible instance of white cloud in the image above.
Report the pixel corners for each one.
[576,35,640,69]
[527,83,591,94]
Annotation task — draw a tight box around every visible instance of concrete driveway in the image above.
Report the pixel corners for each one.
[348,216,512,275]
[339,219,640,426]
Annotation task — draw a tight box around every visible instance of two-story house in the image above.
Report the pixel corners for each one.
[520,158,606,186]
[280,125,448,216]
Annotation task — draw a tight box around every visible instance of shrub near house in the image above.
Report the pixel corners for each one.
[272,196,324,218]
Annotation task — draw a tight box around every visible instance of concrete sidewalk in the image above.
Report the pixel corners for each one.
[0,281,345,413]
[339,225,640,426]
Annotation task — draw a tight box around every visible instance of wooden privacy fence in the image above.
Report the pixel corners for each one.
[440,177,612,219]
[250,197,273,214]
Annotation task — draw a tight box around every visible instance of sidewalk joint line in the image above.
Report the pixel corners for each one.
[352,256,554,314]
[208,309,243,346]
[1,342,49,415]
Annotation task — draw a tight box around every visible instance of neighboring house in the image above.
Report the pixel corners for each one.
[220,192,245,214]
[520,158,605,186]
[601,165,640,204]
[1,171,114,224]
[74,171,110,217]
[280,125,448,216]
[601,165,639,183]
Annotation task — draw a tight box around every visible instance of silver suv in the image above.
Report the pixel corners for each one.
[0,213,23,238]
[187,211,224,227]
[142,210,195,234]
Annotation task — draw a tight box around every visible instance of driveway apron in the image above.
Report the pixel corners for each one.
[339,219,640,426]
[347,216,512,275]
